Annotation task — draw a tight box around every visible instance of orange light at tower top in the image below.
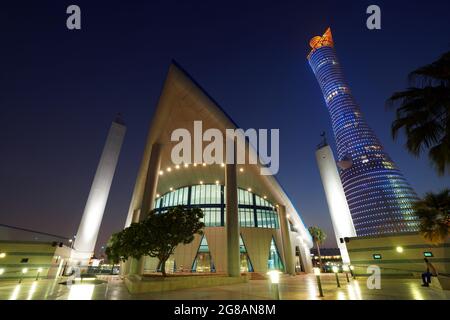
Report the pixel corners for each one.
[307,27,334,59]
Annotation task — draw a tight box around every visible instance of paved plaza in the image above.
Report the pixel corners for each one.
[0,274,448,300]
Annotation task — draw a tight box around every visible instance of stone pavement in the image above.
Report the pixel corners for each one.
[0,274,448,300]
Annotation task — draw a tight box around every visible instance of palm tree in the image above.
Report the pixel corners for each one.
[308,226,327,270]
[387,51,450,175]
[413,189,450,244]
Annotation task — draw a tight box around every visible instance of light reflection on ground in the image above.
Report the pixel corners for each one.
[0,274,448,300]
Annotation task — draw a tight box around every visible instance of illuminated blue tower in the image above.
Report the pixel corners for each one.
[308,28,419,236]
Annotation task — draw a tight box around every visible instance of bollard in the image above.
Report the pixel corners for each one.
[313,267,324,297]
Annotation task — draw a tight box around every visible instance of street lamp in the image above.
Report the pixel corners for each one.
[342,265,350,283]
[349,265,356,279]
[313,267,324,297]
[267,270,281,300]
[332,266,340,288]
[36,268,43,281]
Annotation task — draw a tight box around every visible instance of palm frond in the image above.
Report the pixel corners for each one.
[408,51,450,86]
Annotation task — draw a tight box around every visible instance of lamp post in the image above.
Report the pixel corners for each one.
[349,265,356,279]
[313,267,324,297]
[36,268,43,281]
[332,266,340,288]
[267,270,281,300]
[19,268,28,284]
[342,265,350,283]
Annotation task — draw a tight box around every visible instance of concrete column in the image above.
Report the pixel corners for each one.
[128,143,162,276]
[140,143,162,220]
[122,208,140,276]
[72,119,126,266]
[315,144,356,264]
[279,205,295,275]
[225,163,240,277]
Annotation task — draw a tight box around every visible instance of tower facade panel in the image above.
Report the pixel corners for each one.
[308,29,419,236]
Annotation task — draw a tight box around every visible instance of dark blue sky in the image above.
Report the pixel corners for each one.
[1,0,449,251]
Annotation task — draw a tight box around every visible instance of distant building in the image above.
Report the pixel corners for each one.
[308,28,419,236]
[310,248,342,272]
[0,225,72,279]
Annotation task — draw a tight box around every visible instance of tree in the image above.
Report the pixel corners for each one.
[308,226,327,270]
[105,233,121,268]
[387,51,450,175]
[413,189,450,244]
[106,206,204,276]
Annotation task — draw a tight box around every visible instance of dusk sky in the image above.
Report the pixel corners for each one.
[1,0,449,252]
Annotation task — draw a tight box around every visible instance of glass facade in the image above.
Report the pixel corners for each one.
[191,234,254,273]
[308,29,419,236]
[192,236,215,272]
[154,184,279,229]
[239,235,254,272]
[268,237,284,271]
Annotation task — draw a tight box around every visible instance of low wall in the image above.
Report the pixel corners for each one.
[346,232,449,279]
[125,274,249,294]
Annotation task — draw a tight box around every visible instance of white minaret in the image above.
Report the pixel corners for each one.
[71,116,126,265]
[315,137,356,264]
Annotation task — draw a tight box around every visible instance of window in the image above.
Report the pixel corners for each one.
[268,238,284,271]
[157,184,279,229]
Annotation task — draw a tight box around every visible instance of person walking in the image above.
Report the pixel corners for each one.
[422,258,438,287]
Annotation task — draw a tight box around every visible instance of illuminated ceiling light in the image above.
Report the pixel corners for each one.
[175,165,180,169]
[215,180,220,185]
[276,204,279,208]
[263,196,267,199]
[0,253,6,259]
[220,163,225,168]
[159,170,164,176]
[156,194,160,198]
[396,246,404,253]
[247,188,252,192]
[0,268,4,275]
[202,163,206,167]
[37,268,43,273]
[166,167,172,172]
[169,187,173,191]
[184,164,189,168]
[239,168,244,172]
[199,181,203,185]
[22,268,28,274]
[193,163,198,167]
[286,214,290,218]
